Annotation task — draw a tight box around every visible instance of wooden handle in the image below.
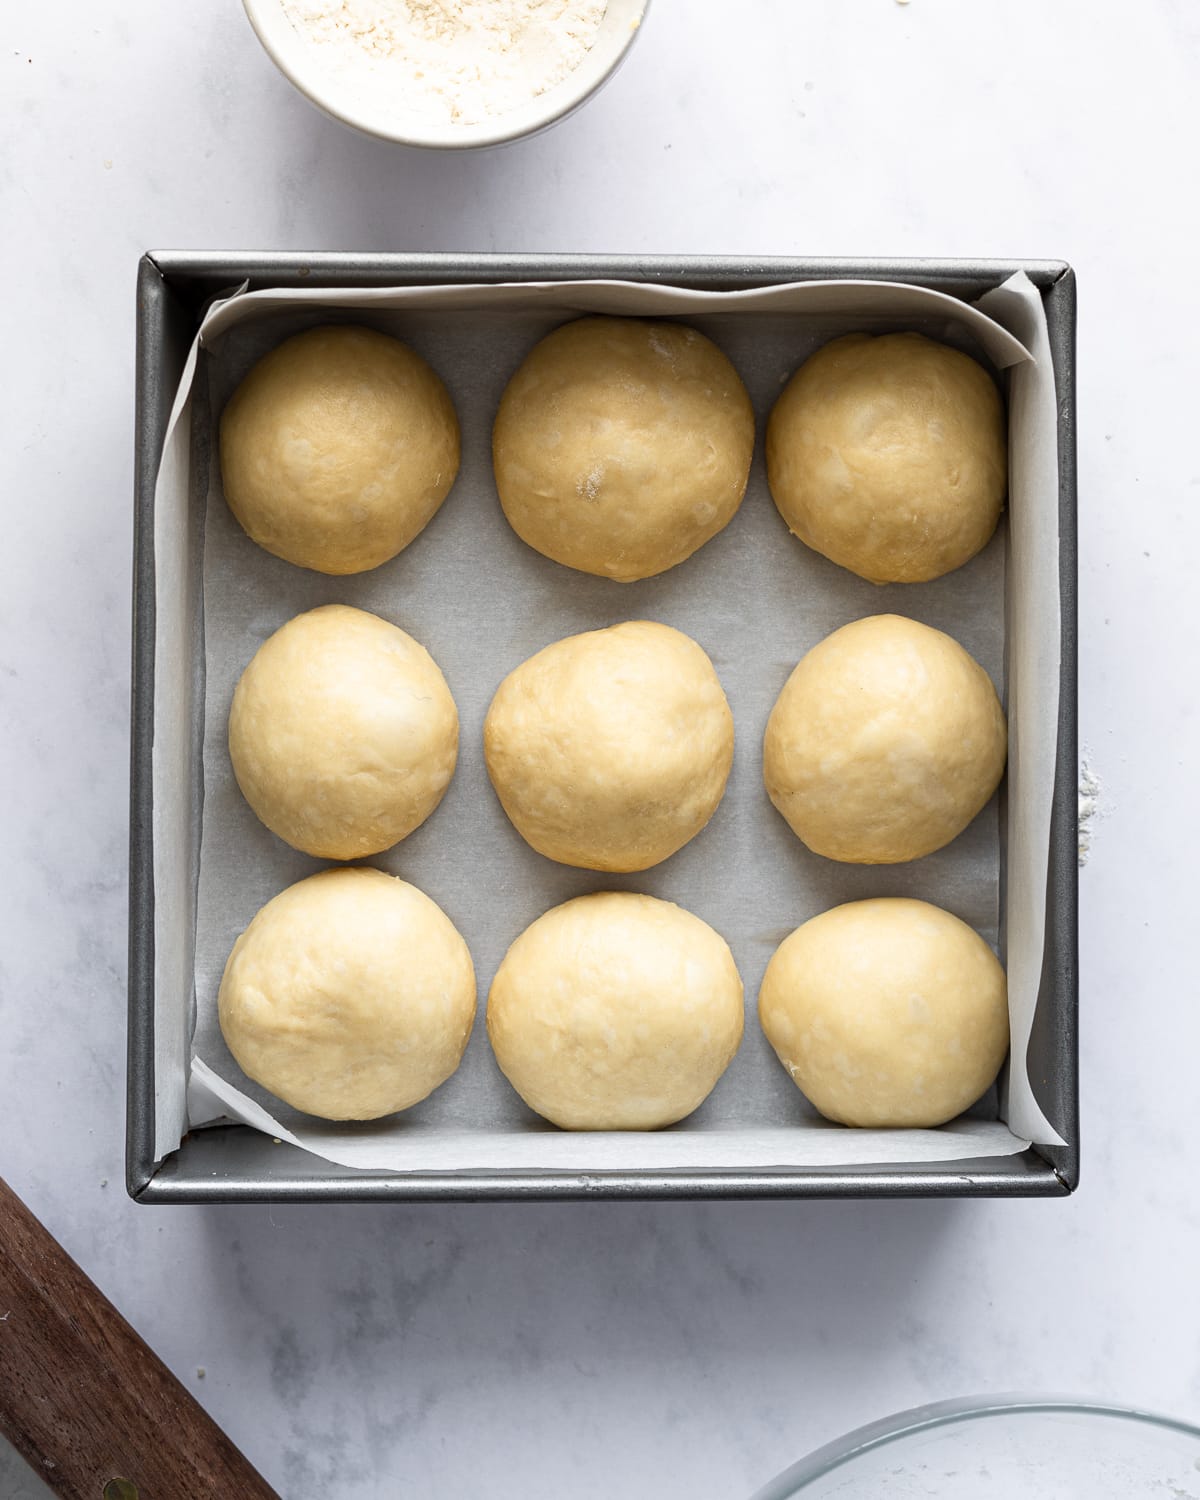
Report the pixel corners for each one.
[0,1177,279,1500]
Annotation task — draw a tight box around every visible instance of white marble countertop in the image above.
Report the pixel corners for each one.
[3,2,1199,1496]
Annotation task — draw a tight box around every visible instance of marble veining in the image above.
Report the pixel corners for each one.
[2,2,1199,1496]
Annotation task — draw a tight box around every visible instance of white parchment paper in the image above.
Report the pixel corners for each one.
[152,274,1063,1172]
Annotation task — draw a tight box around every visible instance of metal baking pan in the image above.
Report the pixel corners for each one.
[129,253,1077,1202]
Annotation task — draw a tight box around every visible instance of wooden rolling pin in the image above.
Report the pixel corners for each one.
[0,1176,279,1499]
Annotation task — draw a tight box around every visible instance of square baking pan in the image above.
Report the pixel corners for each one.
[129,253,1077,1202]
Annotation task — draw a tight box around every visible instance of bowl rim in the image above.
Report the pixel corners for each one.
[747,1394,1200,1499]
[241,0,651,150]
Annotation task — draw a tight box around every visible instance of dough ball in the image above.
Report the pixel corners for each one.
[229,604,458,860]
[759,898,1009,1127]
[764,613,1006,864]
[493,317,754,582]
[767,331,1006,583]
[488,892,744,1130]
[484,620,733,872]
[220,325,460,574]
[219,867,476,1121]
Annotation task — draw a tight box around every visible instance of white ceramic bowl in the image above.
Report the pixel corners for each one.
[242,0,650,150]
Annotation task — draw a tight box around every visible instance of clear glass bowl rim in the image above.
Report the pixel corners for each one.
[749,1393,1200,1500]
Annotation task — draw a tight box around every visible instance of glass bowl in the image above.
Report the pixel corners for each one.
[750,1395,1200,1499]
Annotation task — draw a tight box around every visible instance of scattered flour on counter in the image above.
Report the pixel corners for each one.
[279,0,608,126]
[1078,757,1104,867]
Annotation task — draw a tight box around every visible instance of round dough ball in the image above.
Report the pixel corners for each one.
[493,317,754,582]
[764,614,1006,864]
[219,867,476,1121]
[229,604,458,860]
[220,325,460,574]
[759,898,1009,1127]
[767,331,1006,584]
[485,621,733,872]
[488,892,744,1130]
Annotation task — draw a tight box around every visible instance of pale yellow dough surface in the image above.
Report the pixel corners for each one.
[229,604,458,860]
[493,316,755,582]
[767,331,1006,584]
[219,867,476,1121]
[763,613,1007,864]
[220,325,460,575]
[487,892,744,1131]
[484,621,734,873]
[759,897,1009,1128]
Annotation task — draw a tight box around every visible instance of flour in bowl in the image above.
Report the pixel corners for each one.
[280,0,608,127]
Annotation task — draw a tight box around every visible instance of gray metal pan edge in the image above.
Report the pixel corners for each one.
[129,253,1078,1203]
